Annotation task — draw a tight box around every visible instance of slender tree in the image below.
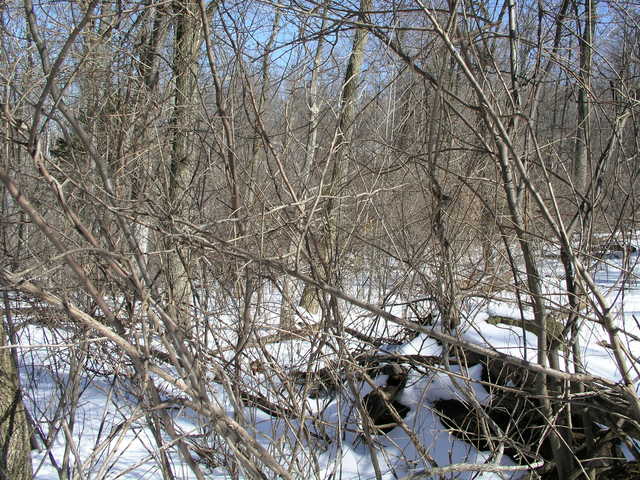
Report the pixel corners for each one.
[300,0,373,313]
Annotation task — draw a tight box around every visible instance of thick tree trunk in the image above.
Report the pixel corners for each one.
[0,316,32,480]
[165,0,203,325]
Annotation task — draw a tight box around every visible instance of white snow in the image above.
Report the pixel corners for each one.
[9,250,640,479]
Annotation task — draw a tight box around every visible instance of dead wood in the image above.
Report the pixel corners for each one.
[362,364,410,434]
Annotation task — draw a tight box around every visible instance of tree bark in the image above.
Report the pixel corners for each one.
[300,0,372,313]
[165,0,203,325]
[0,315,32,480]
[574,0,596,197]
[297,4,330,316]
[133,0,169,259]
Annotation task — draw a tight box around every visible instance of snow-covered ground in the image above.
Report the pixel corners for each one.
[12,246,640,479]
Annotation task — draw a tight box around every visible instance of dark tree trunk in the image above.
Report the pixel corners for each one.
[0,318,32,480]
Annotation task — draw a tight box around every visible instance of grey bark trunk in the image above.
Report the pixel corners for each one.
[165,0,203,325]
[300,0,372,314]
[574,0,596,197]
[297,4,330,316]
[134,1,169,260]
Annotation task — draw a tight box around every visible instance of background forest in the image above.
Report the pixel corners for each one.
[1,0,640,478]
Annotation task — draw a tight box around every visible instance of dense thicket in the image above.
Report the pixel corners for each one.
[1,0,639,478]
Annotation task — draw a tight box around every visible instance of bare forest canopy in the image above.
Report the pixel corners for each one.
[1,0,640,479]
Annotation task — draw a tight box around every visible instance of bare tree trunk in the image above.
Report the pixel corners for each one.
[300,0,372,313]
[422,45,460,332]
[133,0,169,259]
[0,316,32,480]
[574,0,596,197]
[297,4,330,316]
[165,0,203,326]
[323,0,372,263]
[0,22,33,479]
[494,139,573,477]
